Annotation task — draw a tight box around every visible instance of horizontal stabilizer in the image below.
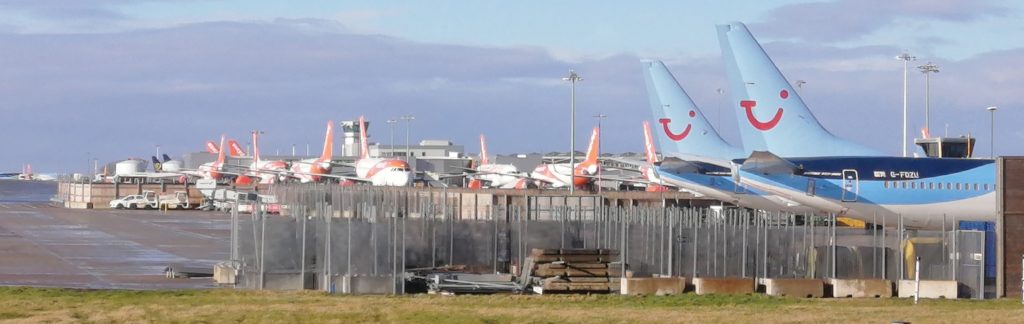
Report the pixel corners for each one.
[740,151,799,174]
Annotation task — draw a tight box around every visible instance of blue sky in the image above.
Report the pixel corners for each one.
[0,0,1021,172]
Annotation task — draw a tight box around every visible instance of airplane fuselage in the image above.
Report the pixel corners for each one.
[737,156,996,228]
[355,158,412,186]
[250,160,288,184]
[531,162,595,188]
[475,164,523,188]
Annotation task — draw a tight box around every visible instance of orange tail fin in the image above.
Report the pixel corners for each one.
[479,134,489,165]
[205,140,219,154]
[642,121,658,164]
[227,139,246,157]
[321,120,335,161]
[358,116,369,159]
[583,127,600,164]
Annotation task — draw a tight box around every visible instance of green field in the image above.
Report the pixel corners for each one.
[1,287,1023,323]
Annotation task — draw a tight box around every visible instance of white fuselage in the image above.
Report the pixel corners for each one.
[290,158,331,183]
[476,164,522,188]
[355,158,413,186]
[249,160,288,184]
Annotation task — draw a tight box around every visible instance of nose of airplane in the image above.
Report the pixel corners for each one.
[390,172,411,186]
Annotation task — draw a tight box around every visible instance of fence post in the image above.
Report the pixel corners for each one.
[914,256,921,304]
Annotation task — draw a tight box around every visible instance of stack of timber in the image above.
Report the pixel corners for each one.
[527,248,622,294]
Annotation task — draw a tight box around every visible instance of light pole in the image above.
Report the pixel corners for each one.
[896,52,916,157]
[593,114,607,194]
[400,115,415,167]
[987,106,998,158]
[155,145,161,158]
[918,62,940,134]
[291,144,296,157]
[563,69,582,194]
[386,119,398,157]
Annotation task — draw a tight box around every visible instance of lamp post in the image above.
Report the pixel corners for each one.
[593,114,607,194]
[563,70,582,194]
[987,106,998,158]
[896,52,916,157]
[400,115,415,167]
[386,119,398,157]
[918,62,940,134]
[155,145,161,158]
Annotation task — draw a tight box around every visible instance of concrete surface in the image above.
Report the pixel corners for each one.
[763,278,824,298]
[620,277,686,295]
[829,279,893,298]
[898,280,958,299]
[0,202,229,289]
[693,277,754,295]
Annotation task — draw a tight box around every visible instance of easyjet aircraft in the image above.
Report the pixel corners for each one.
[350,116,413,186]
[290,121,336,183]
[194,135,229,180]
[205,139,245,158]
[241,130,289,184]
[466,134,528,189]
[530,127,600,189]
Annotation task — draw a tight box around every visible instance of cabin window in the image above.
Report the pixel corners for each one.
[973,183,979,191]
[928,182,935,190]
[944,182,951,190]
[919,182,925,190]
[883,181,889,189]
[910,182,916,189]
[955,183,961,190]
[901,181,907,189]
[984,184,990,191]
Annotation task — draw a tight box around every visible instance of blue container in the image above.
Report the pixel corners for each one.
[959,221,996,279]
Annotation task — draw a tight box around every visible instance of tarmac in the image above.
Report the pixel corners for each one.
[0,201,229,289]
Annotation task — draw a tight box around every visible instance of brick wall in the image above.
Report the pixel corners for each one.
[1002,158,1024,297]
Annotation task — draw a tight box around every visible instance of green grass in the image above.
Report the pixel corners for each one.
[1,287,1023,323]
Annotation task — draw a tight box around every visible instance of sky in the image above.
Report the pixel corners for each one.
[1,0,1022,172]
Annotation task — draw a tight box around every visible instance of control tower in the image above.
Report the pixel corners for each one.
[340,120,368,157]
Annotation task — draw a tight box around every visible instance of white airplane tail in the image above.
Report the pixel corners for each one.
[479,134,490,165]
[358,117,369,159]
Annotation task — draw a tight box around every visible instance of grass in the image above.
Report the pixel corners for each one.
[1,287,1023,323]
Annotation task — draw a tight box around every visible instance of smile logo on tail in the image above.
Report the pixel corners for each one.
[658,110,695,141]
[740,89,786,131]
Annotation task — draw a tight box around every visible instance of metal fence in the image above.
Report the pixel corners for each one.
[230,184,988,298]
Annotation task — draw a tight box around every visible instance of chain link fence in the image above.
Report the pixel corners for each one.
[229,184,988,298]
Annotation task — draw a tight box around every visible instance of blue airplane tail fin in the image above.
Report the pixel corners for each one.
[716,22,883,157]
[641,60,743,162]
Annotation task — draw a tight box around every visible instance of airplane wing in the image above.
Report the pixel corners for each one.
[739,151,800,174]
[577,173,658,185]
[284,168,368,182]
[290,160,357,168]
[602,157,649,171]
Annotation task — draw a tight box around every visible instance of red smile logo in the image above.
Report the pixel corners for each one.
[741,89,787,131]
[658,110,696,141]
